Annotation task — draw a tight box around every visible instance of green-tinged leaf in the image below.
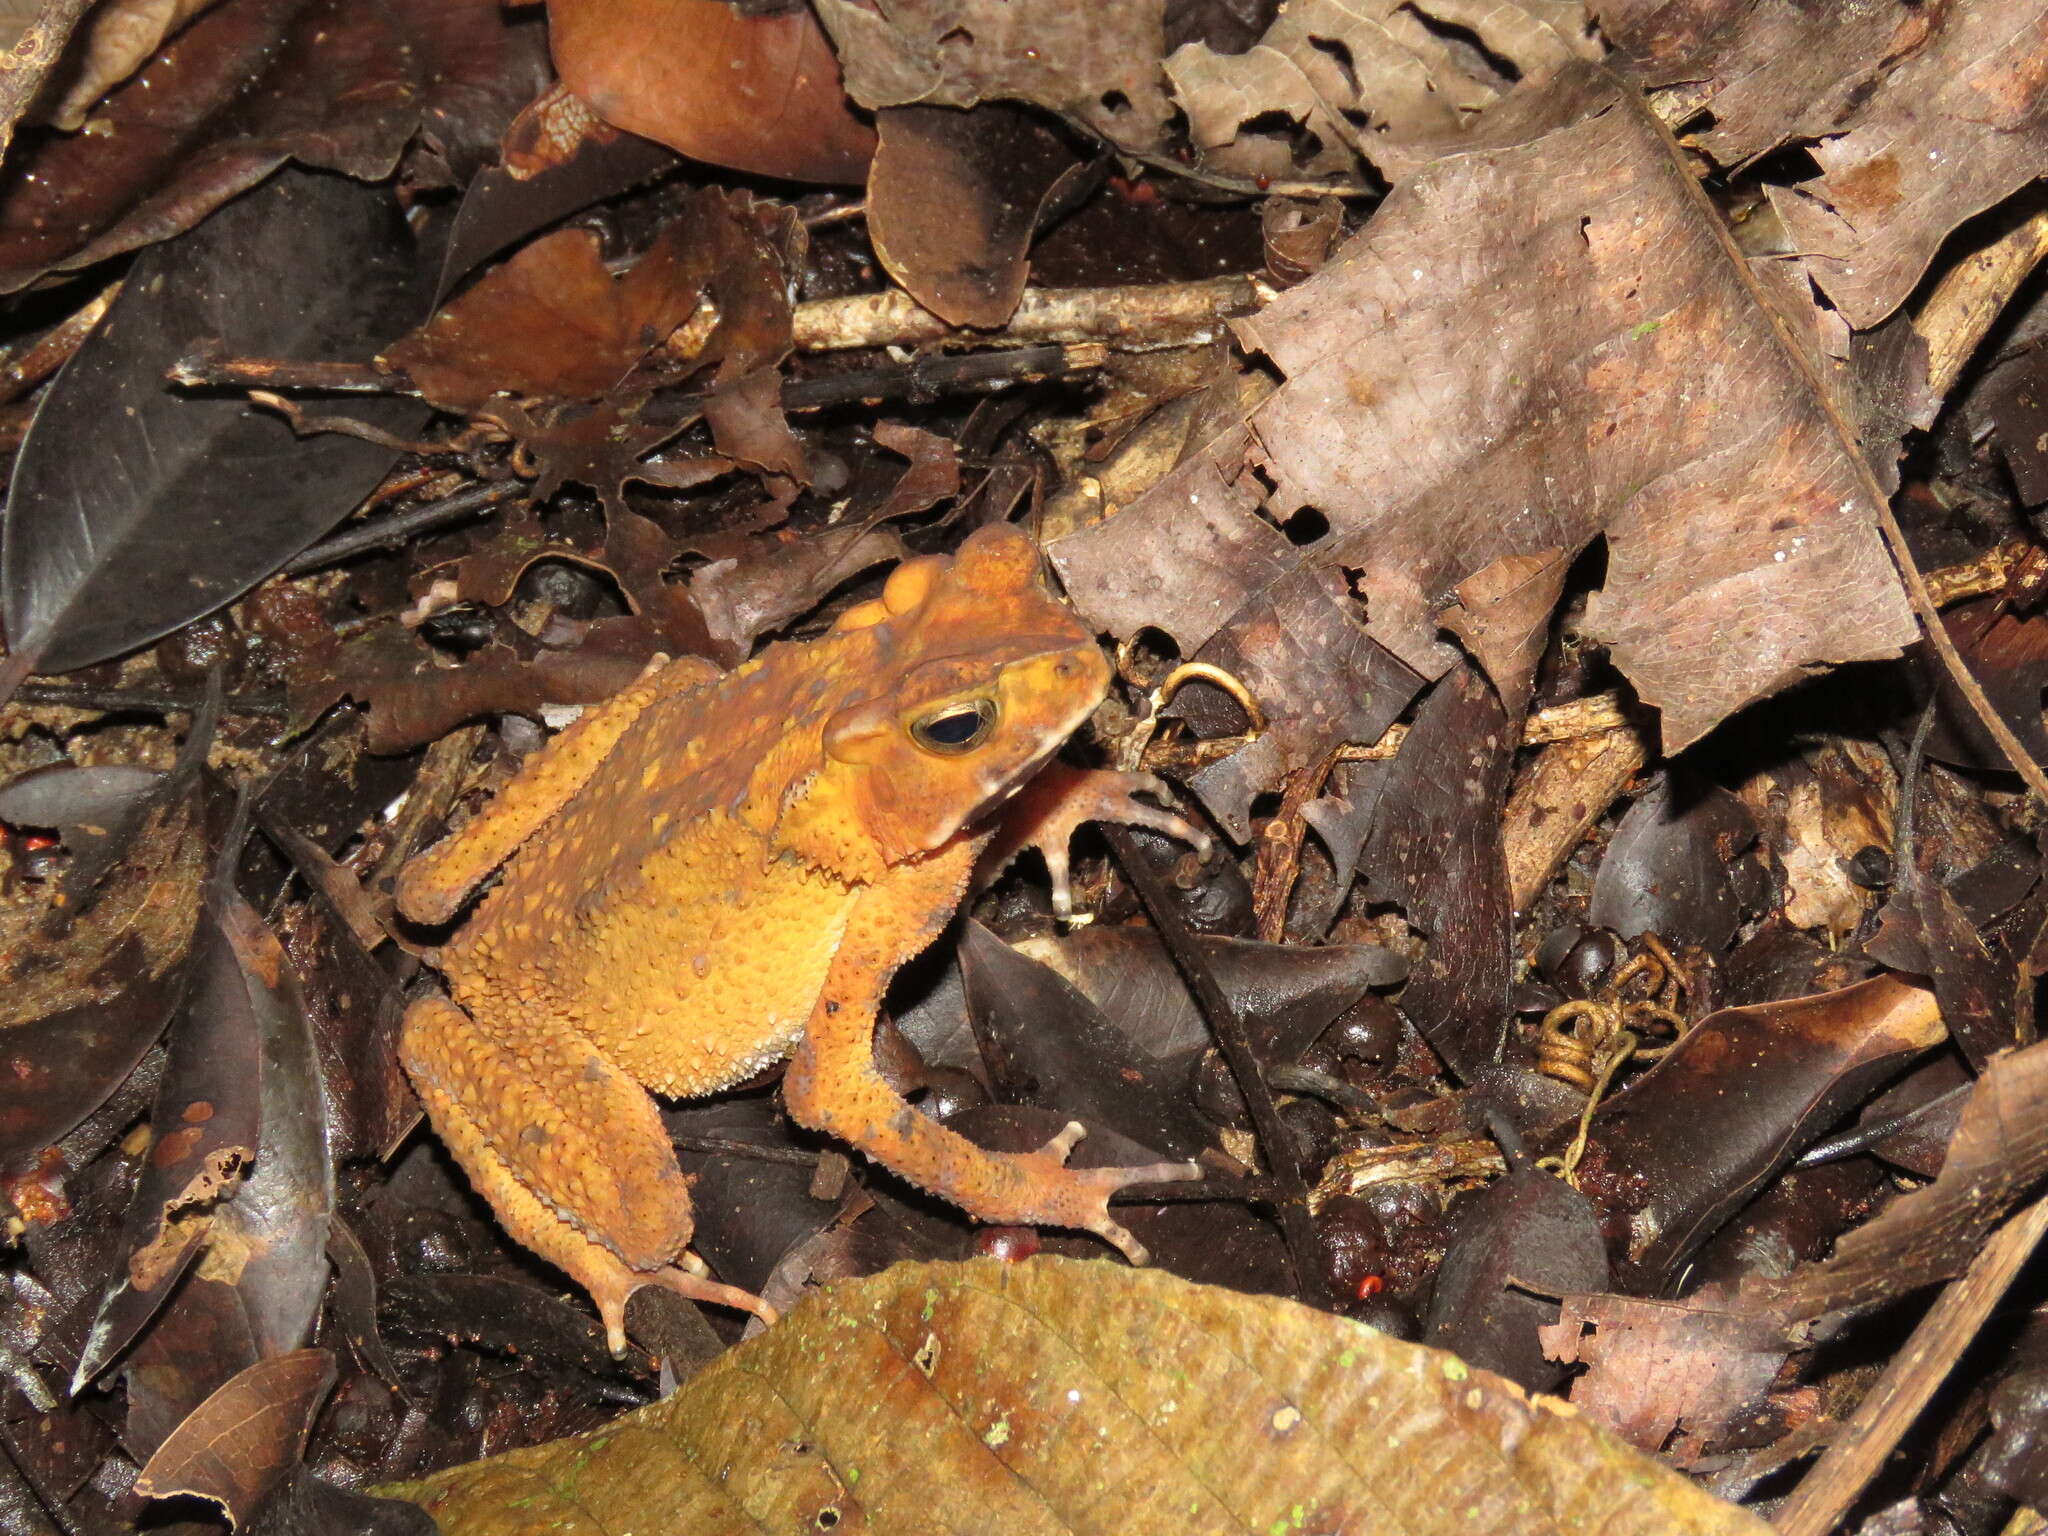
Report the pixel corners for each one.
[389,1256,1769,1536]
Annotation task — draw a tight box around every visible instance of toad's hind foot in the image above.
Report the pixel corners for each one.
[582,1256,779,1359]
[1008,1120,1203,1266]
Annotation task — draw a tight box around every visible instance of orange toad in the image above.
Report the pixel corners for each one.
[395,524,1206,1351]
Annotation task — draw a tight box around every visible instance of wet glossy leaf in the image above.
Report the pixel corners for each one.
[1754,1032,2048,1319]
[2,169,429,683]
[1581,973,1945,1290]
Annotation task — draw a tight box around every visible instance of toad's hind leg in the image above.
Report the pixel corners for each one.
[400,993,772,1354]
[783,844,1201,1261]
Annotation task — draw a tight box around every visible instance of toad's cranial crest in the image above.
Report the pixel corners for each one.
[394,523,1209,1354]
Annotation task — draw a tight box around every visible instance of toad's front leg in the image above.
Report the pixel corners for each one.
[401,993,774,1355]
[782,844,1201,1259]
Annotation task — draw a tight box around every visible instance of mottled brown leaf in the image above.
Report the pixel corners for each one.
[815,0,1174,153]
[1763,0,2048,328]
[1166,0,1590,184]
[1600,0,2048,328]
[1539,1292,1796,1463]
[391,1257,1771,1536]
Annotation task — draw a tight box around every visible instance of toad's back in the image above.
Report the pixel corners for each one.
[436,636,871,1097]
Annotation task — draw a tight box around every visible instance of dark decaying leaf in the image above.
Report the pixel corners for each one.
[380,1273,622,1380]
[1217,60,1916,758]
[242,1468,440,1536]
[134,1348,336,1527]
[1589,773,1761,954]
[1360,664,1516,1081]
[548,0,875,185]
[437,79,679,300]
[1014,925,1407,1063]
[1423,1150,1608,1395]
[1869,861,2016,1073]
[0,0,545,293]
[957,921,1213,1160]
[1925,598,2048,773]
[868,103,1081,329]
[69,896,263,1395]
[0,759,210,1167]
[202,895,334,1360]
[391,1257,1770,1536]
[1751,1032,2048,1320]
[1578,974,1945,1290]
[1,168,429,686]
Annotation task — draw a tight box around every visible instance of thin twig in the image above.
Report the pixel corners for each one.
[1773,1197,2048,1536]
[792,274,1268,352]
[0,281,117,405]
[285,481,526,574]
[7,683,287,718]
[1102,824,1332,1309]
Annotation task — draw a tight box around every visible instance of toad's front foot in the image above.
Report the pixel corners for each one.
[993,765,1214,919]
[1001,1121,1203,1266]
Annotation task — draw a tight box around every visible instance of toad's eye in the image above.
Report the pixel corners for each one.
[910,699,997,755]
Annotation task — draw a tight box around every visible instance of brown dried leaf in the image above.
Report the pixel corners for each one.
[814,0,1175,154]
[1228,60,1916,755]
[1601,0,2048,328]
[1764,0,2048,328]
[43,0,218,130]
[387,224,704,411]
[1052,380,1426,836]
[391,1257,1771,1536]
[135,1348,336,1526]
[385,188,803,503]
[1540,1292,1796,1464]
[869,102,1079,328]
[548,0,874,185]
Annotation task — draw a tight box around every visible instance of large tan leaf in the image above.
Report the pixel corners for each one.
[1057,59,1917,787]
[391,1256,1769,1536]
